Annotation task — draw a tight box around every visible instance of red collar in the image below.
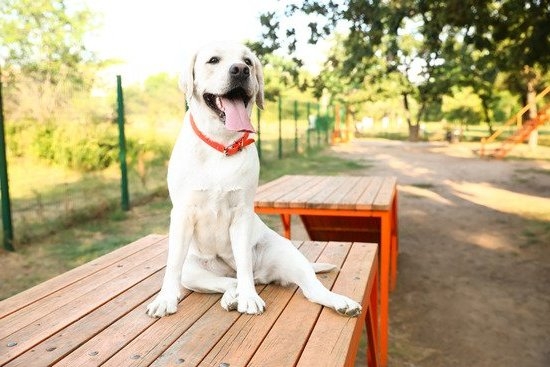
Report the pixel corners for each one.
[189,113,255,156]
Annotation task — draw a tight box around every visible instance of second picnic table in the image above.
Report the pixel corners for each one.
[254,175,398,367]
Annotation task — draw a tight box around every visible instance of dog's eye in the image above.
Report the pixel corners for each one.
[244,58,253,66]
[207,57,220,64]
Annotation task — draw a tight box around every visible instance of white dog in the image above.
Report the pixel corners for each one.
[146,42,361,318]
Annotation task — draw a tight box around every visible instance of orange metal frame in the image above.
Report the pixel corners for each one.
[255,192,398,367]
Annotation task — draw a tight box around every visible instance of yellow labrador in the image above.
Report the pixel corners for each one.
[146,42,361,318]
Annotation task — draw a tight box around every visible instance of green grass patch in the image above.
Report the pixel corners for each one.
[259,149,367,183]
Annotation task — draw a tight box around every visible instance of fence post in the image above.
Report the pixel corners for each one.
[0,69,14,251]
[278,95,283,159]
[294,100,298,153]
[307,102,311,149]
[325,106,331,144]
[316,103,321,146]
[116,75,130,211]
[256,107,262,161]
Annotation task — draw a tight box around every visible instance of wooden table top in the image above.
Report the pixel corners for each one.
[0,234,378,367]
[255,175,397,211]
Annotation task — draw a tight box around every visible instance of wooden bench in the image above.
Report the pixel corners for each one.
[0,234,379,366]
[255,175,398,367]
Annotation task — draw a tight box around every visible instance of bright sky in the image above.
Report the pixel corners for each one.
[85,0,328,83]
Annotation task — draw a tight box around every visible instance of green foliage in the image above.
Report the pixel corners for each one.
[0,0,98,78]
[442,87,484,125]
[1,0,101,124]
[314,115,333,131]
[123,73,185,125]
[30,122,119,171]
[260,0,550,139]
[7,121,172,172]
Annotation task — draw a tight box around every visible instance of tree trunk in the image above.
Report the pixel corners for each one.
[408,124,420,141]
[526,79,538,149]
[480,96,494,135]
[402,92,420,141]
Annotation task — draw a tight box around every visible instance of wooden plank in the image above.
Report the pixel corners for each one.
[0,234,166,319]
[0,251,166,366]
[85,292,220,367]
[372,177,397,210]
[255,175,292,196]
[254,176,317,207]
[286,176,344,208]
[355,176,384,210]
[319,176,363,210]
[195,286,295,367]
[148,293,246,367]
[0,238,167,342]
[53,287,189,367]
[193,241,327,367]
[297,242,378,367]
[6,270,164,367]
[246,242,353,367]
[272,176,327,208]
[305,176,349,209]
[337,176,374,210]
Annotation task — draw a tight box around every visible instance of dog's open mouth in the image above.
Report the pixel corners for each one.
[204,88,255,132]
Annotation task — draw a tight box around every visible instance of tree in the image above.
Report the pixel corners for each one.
[123,73,185,125]
[260,0,550,140]
[260,1,462,140]
[0,0,99,122]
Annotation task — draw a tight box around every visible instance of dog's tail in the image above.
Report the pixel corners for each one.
[311,262,338,273]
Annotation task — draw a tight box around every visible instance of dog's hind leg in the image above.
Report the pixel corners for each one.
[180,255,241,312]
[256,227,362,317]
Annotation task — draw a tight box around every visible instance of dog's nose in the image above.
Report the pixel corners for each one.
[229,63,250,79]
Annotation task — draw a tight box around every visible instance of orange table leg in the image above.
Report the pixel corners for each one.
[280,214,292,239]
[390,194,399,291]
[379,213,391,367]
[366,272,380,367]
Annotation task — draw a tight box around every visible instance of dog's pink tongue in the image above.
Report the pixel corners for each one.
[220,97,255,132]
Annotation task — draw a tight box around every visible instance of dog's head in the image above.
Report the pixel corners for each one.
[181,42,264,132]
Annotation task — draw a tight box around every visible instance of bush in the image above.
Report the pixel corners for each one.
[31,122,119,171]
[6,120,173,172]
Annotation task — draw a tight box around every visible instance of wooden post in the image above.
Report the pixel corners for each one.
[116,75,130,211]
[0,68,14,251]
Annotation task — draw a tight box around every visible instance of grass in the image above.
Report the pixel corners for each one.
[0,148,367,300]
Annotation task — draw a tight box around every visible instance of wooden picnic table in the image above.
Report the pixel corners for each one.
[254,175,399,367]
[0,234,380,367]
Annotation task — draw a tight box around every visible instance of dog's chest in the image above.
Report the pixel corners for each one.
[188,189,247,252]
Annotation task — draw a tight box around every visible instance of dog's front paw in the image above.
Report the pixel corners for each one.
[332,295,362,317]
[221,288,239,311]
[221,289,265,314]
[146,292,180,318]
[237,292,266,315]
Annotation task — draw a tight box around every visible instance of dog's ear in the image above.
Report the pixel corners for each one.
[179,50,197,104]
[252,54,265,110]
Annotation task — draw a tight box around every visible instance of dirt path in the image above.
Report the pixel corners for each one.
[324,139,550,366]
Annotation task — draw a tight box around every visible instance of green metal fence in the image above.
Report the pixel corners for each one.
[0,74,332,251]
